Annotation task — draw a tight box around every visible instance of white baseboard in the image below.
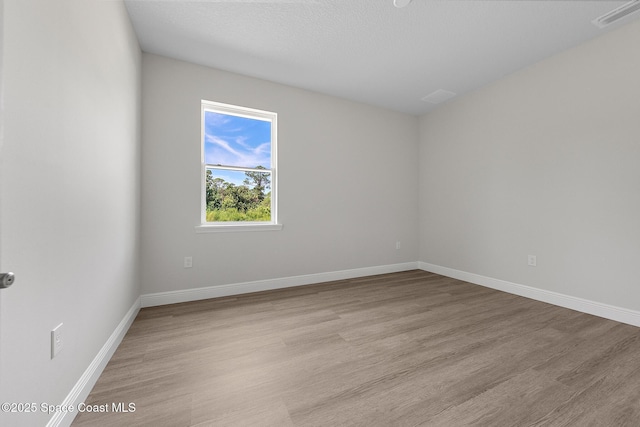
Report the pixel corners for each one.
[46,298,141,427]
[141,262,419,307]
[419,261,640,328]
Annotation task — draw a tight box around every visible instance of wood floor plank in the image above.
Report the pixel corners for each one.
[429,369,570,427]
[71,270,640,426]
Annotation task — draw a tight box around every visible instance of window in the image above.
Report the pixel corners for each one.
[199,100,280,231]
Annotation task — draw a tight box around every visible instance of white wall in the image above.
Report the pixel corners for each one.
[141,54,419,296]
[0,1,141,426]
[419,19,640,311]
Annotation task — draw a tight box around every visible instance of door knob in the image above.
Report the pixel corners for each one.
[0,272,15,289]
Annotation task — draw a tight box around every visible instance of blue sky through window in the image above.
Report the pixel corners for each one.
[204,111,271,169]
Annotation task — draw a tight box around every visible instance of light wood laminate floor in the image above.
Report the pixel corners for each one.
[72,270,640,426]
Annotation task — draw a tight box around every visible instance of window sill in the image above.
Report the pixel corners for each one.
[195,223,283,233]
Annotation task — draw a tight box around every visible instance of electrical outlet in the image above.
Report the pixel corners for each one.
[528,255,537,267]
[396,241,401,250]
[184,256,193,268]
[51,323,63,359]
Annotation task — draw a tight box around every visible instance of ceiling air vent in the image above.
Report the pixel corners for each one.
[593,0,640,28]
[421,89,457,105]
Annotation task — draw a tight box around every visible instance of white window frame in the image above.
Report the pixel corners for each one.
[196,100,281,233]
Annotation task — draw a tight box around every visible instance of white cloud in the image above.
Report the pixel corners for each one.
[206,135,270,168]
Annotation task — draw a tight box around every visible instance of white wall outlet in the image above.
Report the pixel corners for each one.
[396,241,401,250]
[528,255,537,267]
[184,256,193,268]
[51,323,63,359]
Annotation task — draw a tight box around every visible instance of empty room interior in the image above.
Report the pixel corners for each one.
[1,0,640,426]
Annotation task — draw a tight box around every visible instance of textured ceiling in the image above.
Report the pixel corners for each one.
[124,0,639,115]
